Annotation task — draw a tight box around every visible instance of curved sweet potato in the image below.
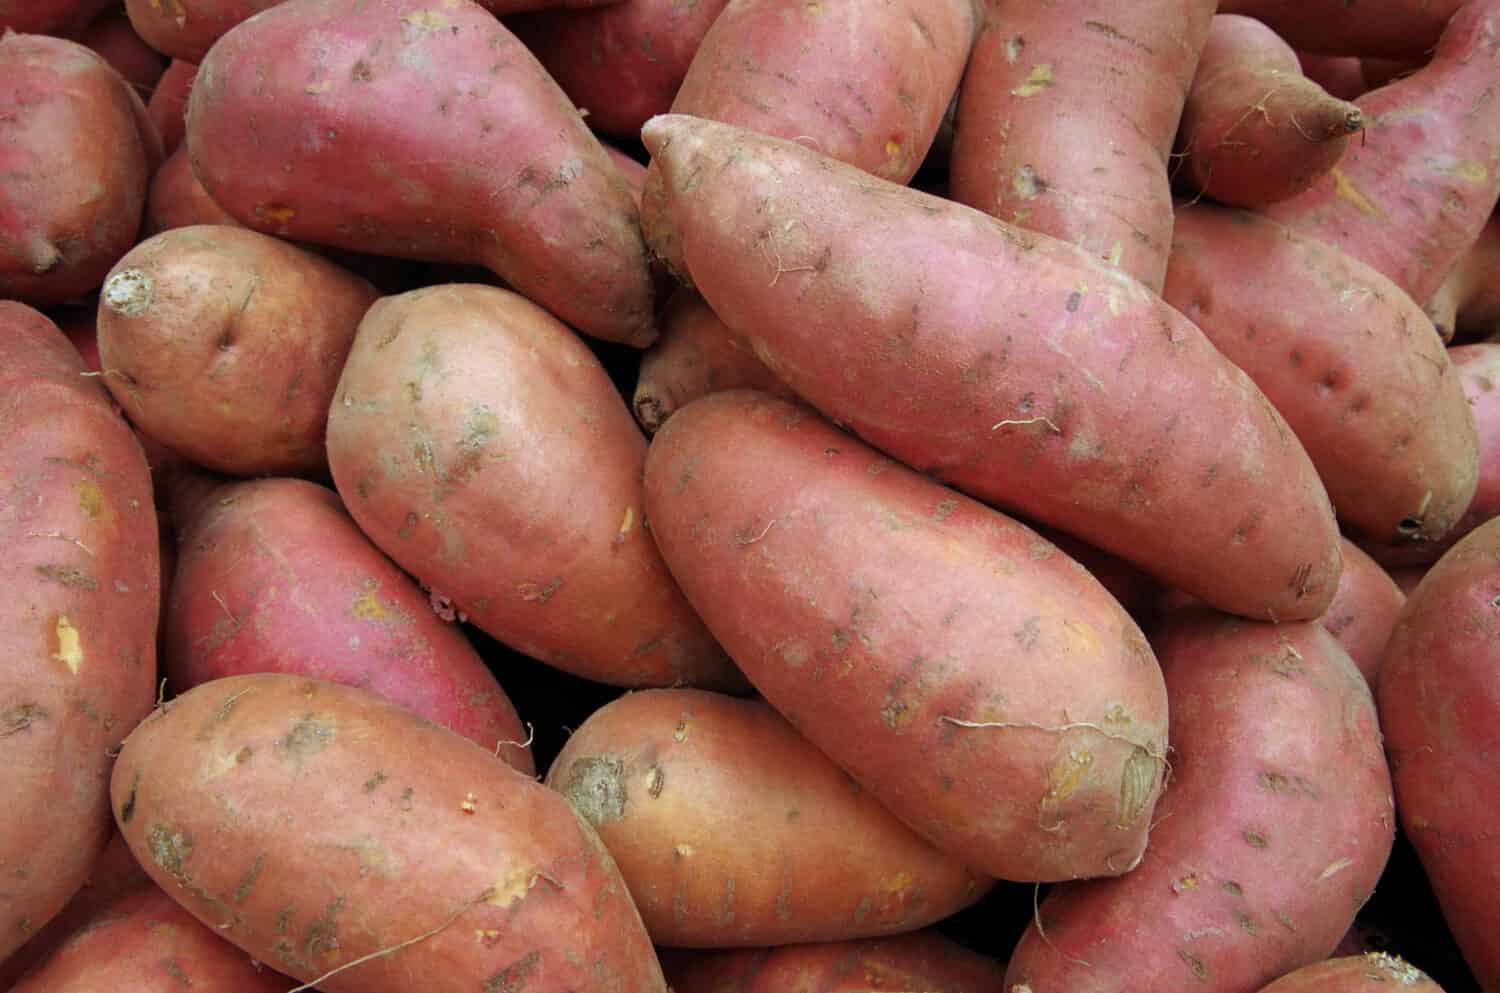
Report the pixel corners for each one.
[642,113,1342,621]
[1426,212,1500,344]
[187,0,656,346]
[1295,52,1369,101]
[1254,953,1446,993]
[1319,539,1406,688]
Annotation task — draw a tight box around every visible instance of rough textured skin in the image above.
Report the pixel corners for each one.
[1320,539,1406,688]
[110,673,668,993]
[1254,952,1446,993]
[633,289,794,434]
[1379,517,1500,991]
[1005,612,1395,993]
[642,114,1342,621]
[1263,1,1500,309]
[162,471,535,773]
[11,884,290,993]
[326,284,739,690]
[1178,16,1364,208]
[639,0,976,282]
[96,225,379,478]
[547,689,988,945]
[79,9,168,99]
[0,302,160,962]
[644,391,1169,883]
[659,929,1008,993]
[1165,205,1479,546]
[187,0,657,346]
[950,0,1217,292]
[1218,0,1463,57]
[1426,212,1500,343]
[147,59,194,156]
[144,144,242,234]
[509,0,732,137]
[0,34,156,308]
[0,0,114,36]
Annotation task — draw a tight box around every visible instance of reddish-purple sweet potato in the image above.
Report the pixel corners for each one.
[186,0,657,346]
[79,8,167,99]
[1426,212,1500,343]
[1004,611,1394,993]
[642,113,1342,621]
[144,143,242,235]
[0,301,160,961]
[1253,953,1447,993]
[1217,0,1463,58]
[644,391,1169,883]
[1295,52,1369,101]
[0,0,115,36]
[1319,539,1406,687]
[146,59,194,156]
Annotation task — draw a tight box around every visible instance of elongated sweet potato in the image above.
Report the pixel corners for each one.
[144,144,241,234]
[110,673,668,993]
[644,391,1169,883]
[639,0,976,282]
[1217,0,1463,58]
[97,225,379,478]
[1379,517,1500,990]
[1004,611,1394,993]
[950,0,1217,292]
[1263,1,1500,308]
[327,283,739,689]
[642,114,1342,621]
[187,0,656,346]
[162,469,535,772]
[0,302,159,961]
[1426,212,1500,343]
[1254,953,1446,993]
[548,689,988,945]
[1164,204,1479,546]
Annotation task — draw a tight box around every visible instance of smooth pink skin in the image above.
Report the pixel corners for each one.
[1254,953,1446,993]
[951,0,1217,293]
[1295,52,1369,101]
[0,0,114,36]
[146,60,194,156]
[642,114,1342,622]
[1379,517,1500,991]
[79,9,167,99]
[187,0,656,346]
[1427,212,1500,343]
[1005,611,1394,993]
[145,143,242,235]
[1218,0,1462,58]
[1320,539,1406,688]
[1263,1,1500,309]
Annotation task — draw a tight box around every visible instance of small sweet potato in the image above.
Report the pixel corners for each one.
[110,673,668,993]
[144,143,242,235]
[146,59,194,156]
[1319,539,1406,688]
[1253,953,1446,993]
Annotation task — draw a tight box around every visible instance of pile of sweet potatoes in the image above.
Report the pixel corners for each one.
[2,1,1499,991]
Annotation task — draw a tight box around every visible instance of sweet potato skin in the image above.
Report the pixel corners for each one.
[1004,611,1394,993]
[187,0,656,346]
[0,0,114,36]
[79,9,168,98]
[642,113,1342,621]
[145,144,241,234]
[548,689,988,945]
[1378,517,1500,991]
[644,390,1168,883]
[0,301,160,962]
[110,673,668,993]
[326,283,739,690]
[1217,0,1462,58]
[1253,952,1446,993]
[1319,539,1406,688]
[146,59,194,156]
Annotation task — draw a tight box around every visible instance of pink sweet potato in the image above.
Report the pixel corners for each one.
[187,0,657,346]
[1319,539,1406,687]
[642,113,1342,621]
[79,8,167,99]
[1378,516,1500,990]
[1217,0,1462,58]
[644,390,1169,883]
[0,0,114,36]
[162,469,535,773]
[1004,611,1394,993]
[1295,52,1369,101]
[146,59,194,156]
[144,143,242,234]
[0,301,159,961]
[326,283,739,690]
[1254,953,1446,993]
[950,0,1217,292]
[1426,212,1500,343]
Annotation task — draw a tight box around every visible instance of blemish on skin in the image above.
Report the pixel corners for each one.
[1012,64,1054,97]
[78,480,104,518]
[52,616,83,675]
[350,591,386,621]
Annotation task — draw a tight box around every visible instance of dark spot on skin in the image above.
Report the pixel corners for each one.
[363,770,388,792]
[560,756,626,824]
[119,771,139,823]
[147,823,193,878]
[34,564,97,590]
[1066,291,1082,312]
[279,714,336,762]
[303,896,344,959]
[1244,830,1269,849]
[234,855,265,904]
[1,703,47,739]
[1178,948,1208,981]
[484,950,541,993]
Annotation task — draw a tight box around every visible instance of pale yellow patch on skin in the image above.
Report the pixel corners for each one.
[52,616,82,675]
[77,480,104,519]
[1331,168,1383,216]
[1012,64,1054,98]
[351,591,386,621]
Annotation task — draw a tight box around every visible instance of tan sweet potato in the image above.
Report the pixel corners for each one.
[1217,0,1462,58]
[144,143,242,235]
[186,0,657,346]
[0,301,159,961]
[110,673,668,993]
[644,390,1169,883]
[548,689,988,945]
[1254,953,1446,993]
[326,283,739,690]
[642,113,1342,621]
[1004,611,1394,993]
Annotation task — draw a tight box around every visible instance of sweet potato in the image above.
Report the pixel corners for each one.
[1263,1,1500,309]
[950,0,1217,292]
[1319,539,1406,688]
[144,143,242,235]
[633,289,794,434]
[638,0,976,283]
[162,469,535,773]
[1378,516,1500,990]
[146,59,194,156]
[79,8,167,99]
[0,0,114,36]
[1164,204,1479,546]
[0,301,159,961]
[1426,212,1500,344]
[644,390,1169,883]
[326,283,739,690]
[11,884,290,993]
[1004,611,1394,993]
[110,673,668,993]
[641,113,1342,621]
[1177,16,1364,208]
[660,929,1007,993]
[1295,52,1369,101]
[0,33,158,308]
[1216,0,1462,58]
[1254,953,1446,993]
[187,0,657,346]
[96,225,379,478]
[509,0,731,138]
[548,689,988,945]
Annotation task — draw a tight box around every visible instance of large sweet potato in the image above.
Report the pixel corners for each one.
[641,113,1342,621]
